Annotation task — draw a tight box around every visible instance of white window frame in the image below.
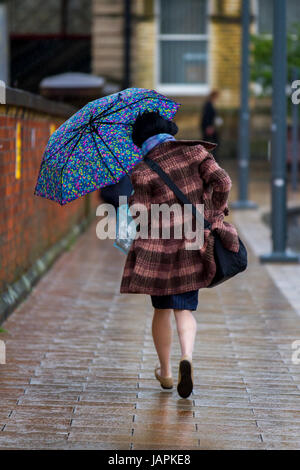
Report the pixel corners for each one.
[154,0,210,96]
[253,0,273,36]
[253,0,300,36]
[252,0,259,35]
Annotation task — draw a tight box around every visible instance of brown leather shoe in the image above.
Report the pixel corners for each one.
[177,356,193,398]
[154,366,173,390]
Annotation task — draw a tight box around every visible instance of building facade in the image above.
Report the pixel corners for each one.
[7,0,92,92]
[92,0,300,102]
[92,0,300,153]
[6,0,299,156]
[92,0,252,108]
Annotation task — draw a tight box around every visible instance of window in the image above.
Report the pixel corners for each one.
[156,0,209,95]
[257,0,300,34]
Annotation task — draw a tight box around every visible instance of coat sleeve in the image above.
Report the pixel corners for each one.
[128,170,152,219]
[198,152,240,253]
[198,152,231,217]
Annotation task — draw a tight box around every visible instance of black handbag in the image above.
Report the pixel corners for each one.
[144,157,248,288]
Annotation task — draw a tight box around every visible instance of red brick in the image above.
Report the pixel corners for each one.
[0,111,93,291]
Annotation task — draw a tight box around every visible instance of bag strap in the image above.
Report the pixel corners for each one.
[144,156,212,230]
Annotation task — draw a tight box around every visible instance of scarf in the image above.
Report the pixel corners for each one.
[141,133,176,157]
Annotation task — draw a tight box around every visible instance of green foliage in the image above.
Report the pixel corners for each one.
[0,327,7,334]
[250,22,300,97]
[250,34,273,95]
[287,29,300,74]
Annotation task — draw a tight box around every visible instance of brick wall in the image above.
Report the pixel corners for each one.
[0,101,99,294]
[134,19,155,90]
[92,0,153,87]
[92,0,125,83]
[210,0,243,108]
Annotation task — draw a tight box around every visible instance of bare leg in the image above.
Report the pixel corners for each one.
[173,309,197,360]
[152,308,173,377]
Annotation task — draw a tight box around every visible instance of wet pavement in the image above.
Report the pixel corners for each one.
[1,204,300,449]
[262,209,300,252]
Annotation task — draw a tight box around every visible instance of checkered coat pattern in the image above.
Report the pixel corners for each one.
[120,140,240,295]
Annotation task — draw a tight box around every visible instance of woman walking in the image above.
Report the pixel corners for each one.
[120,111,239,398]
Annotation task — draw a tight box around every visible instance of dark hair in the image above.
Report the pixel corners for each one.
[132,111,178,148]
[209,89,219,100]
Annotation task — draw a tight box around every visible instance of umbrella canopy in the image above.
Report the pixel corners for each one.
[34,88,180,205]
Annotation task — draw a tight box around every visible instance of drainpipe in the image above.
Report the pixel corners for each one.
[123,0,131,89]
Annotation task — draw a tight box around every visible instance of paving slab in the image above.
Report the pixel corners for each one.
[1,165,300,448]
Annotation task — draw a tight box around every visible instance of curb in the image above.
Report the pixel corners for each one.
[0,216,93,326]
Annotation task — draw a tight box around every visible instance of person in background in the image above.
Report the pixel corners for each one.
[200,90,222,162]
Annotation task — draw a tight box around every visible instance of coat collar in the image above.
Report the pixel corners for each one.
[168,139,218,150]
[145,138,218,161]
[141,133,176,156]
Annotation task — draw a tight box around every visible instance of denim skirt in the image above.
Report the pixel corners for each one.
[151,290,199,311]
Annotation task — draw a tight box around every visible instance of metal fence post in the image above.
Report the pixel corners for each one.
[260,0,299,263]
[0,1,9,86]
[231,0,257,210]
[123,0,132,89]
[291,67,299,191]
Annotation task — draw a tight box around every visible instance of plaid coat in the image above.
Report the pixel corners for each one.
[120,140,240,295]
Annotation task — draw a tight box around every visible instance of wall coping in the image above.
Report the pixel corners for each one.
[5,86,77,118]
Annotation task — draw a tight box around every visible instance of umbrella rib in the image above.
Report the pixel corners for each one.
[89,123,118,183]
[44,131,83,162]
[91,122,131,177]
[87,94,122,128]
[66,94,176,134]
[95,121,132,126]
[76,122,131,131]
[69,95,121,133]
[60,132,84,202]
[93,95,177,122]
[94,97,149,121]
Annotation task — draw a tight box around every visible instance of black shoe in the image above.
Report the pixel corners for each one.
[177,356,193,398]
